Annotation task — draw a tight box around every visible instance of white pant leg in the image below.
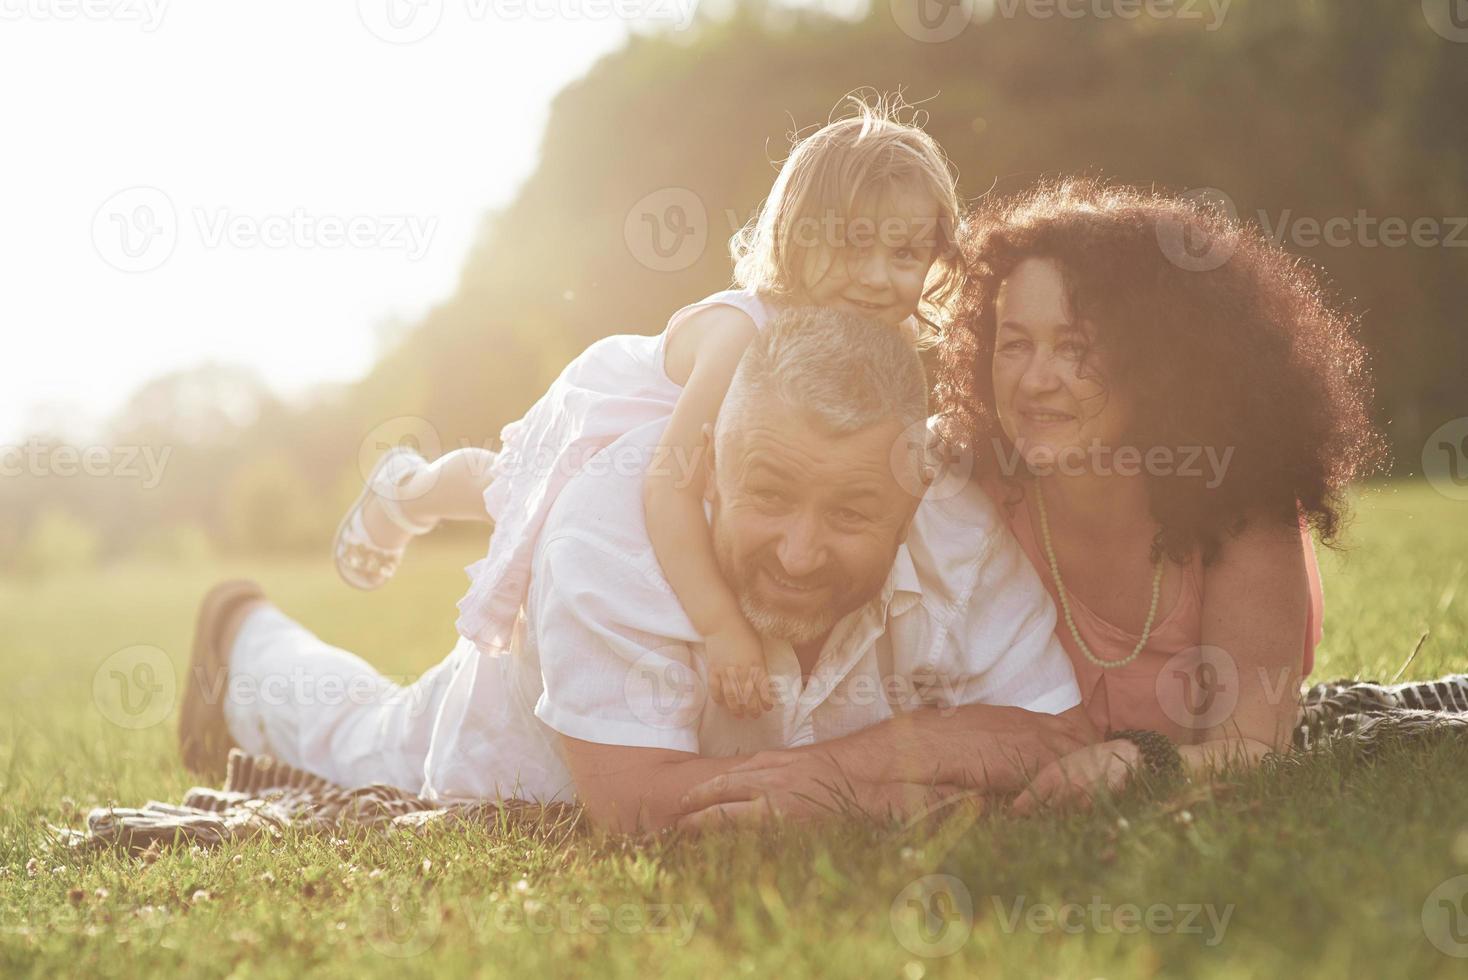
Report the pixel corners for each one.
[222,605,459,793]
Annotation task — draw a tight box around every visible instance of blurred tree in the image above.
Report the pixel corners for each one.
[219,454,323,554]
[15,508,100,578]
[4,0,1462,566]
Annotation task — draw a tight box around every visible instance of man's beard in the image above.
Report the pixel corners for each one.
[735,577,840,647]
[711,512,886,647]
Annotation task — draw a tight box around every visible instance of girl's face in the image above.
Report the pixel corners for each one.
[991,257,1130,470]
[800,184,940,330]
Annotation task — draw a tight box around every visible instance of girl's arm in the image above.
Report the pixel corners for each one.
[645,305,766,711]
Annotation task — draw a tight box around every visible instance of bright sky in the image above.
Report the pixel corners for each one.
[0,1,682,444]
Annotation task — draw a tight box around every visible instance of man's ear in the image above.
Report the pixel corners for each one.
[701,422,718,504]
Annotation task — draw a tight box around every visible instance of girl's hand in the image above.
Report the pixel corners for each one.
[705,621,772,719]
[1010,739,1140,815]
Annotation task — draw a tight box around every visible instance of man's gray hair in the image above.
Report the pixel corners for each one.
[716,306,928,458]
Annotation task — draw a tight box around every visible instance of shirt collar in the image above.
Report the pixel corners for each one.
[880,542,924,620]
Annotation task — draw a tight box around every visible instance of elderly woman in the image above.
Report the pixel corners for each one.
[933,179,1386,807]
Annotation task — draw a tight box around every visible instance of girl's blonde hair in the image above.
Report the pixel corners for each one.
[730,93,963,339]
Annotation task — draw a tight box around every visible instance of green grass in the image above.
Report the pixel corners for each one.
[3,480,1467,978]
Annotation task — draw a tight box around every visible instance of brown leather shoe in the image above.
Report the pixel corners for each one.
[178,580,266,778]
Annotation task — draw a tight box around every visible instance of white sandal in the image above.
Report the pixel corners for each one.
[334,447,438,590]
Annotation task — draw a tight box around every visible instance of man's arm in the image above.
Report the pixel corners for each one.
[561,734,974,831]
[563,701,1096,832]
[559,738,753,833]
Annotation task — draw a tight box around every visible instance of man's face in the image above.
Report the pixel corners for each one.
[706,409,922,647]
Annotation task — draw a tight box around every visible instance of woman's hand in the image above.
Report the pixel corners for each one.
[1010,738,1141,815]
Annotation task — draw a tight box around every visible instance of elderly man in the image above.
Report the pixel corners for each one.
[180,308,1091,831]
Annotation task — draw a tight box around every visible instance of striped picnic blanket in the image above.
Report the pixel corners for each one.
[45,675,1468,853]
[47,750,582,854]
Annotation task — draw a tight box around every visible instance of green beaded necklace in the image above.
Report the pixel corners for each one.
[1034,484,1163,670]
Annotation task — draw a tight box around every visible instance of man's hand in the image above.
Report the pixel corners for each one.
[840,703,1098,792]
[1010,739,1141,815]
[675,750,977,828]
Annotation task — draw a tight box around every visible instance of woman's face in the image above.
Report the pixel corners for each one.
[991,257,1130,471]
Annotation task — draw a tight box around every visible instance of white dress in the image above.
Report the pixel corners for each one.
[454,287,777,656]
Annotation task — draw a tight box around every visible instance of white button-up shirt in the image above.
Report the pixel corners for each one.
[421,419,1080,803]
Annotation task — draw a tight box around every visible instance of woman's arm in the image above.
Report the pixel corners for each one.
[645,305,767,713]
[1188,515,1310,759]
[1013,518,1312,812]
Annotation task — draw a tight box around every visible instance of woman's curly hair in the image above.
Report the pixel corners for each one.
[933,178,1388,563]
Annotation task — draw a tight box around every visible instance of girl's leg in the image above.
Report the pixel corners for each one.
[358,447,496,550]
[399,447,498,525]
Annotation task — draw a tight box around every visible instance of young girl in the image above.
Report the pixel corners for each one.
[332,95,964,717]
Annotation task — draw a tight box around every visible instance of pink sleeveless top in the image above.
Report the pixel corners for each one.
[993,485,1322,741]
[454,288,777,657]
